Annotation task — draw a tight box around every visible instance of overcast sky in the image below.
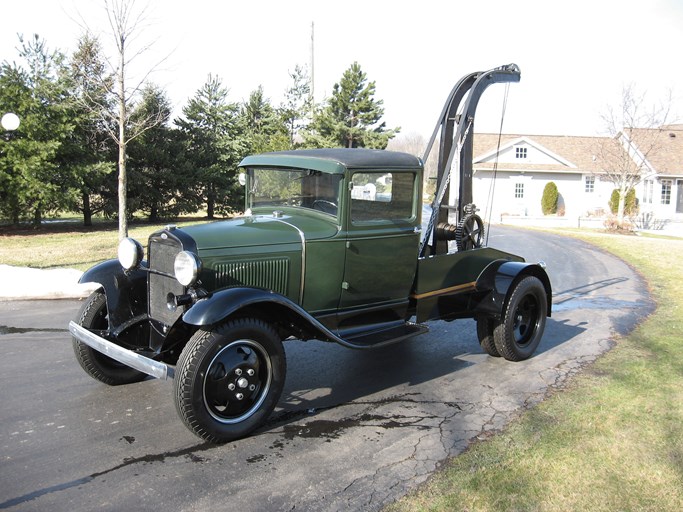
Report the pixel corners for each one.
[3,0,682,140]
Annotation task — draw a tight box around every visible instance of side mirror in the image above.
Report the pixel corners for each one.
[238,172,246,186]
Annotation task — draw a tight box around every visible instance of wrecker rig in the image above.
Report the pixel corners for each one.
[69,64,551,443]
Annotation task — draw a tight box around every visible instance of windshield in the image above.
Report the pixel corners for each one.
[246,167,342,216]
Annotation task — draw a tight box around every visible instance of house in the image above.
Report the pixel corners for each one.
[469,126,683,231]
[622,125,683,221]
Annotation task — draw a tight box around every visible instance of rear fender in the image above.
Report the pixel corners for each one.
[182,287,339,343]
[475,261,552,318]
[79,259,149,330]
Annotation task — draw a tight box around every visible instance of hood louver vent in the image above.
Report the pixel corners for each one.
[215,258,290,295]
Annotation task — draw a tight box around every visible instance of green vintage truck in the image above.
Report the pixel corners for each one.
[69,64,551,443]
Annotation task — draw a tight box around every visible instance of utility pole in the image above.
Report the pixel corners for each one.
[310,21,315,114]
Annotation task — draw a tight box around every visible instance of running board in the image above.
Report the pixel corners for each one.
[337,322,429,350]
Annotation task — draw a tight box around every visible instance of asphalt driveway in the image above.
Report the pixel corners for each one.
[0,226,653,511]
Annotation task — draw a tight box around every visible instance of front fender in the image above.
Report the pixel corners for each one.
[182,287,341,344]
[475,261,552,317]
[79,259,148,328]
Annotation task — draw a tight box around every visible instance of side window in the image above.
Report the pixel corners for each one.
[350,172,415,223]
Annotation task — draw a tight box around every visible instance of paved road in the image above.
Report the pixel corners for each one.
[0,227,653,511]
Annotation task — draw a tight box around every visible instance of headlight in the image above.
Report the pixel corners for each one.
[174,251,201,286]
[118,238,144,270]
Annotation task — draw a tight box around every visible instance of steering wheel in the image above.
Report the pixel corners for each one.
[312,200,338,215]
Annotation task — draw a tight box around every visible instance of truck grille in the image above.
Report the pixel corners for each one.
[148,235,185,326]
[215,258,289,295]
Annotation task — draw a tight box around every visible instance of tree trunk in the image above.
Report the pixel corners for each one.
[207,183,215,219]
[32,205,42,228]
[117,42,128,241]
[616,185,627,224]
[118,139,127,239]
[82,192,92,227]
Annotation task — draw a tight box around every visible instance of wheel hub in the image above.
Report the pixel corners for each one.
[203,340,272,424]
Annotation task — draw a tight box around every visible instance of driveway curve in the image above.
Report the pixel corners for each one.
[0,226,654,511]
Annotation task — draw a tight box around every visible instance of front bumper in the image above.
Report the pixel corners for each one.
[69,321,174,380]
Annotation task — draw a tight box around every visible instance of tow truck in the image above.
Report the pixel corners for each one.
[70,64,551,443]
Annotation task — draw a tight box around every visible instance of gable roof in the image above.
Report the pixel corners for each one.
[472,133,622,174]
[626,125,683,177]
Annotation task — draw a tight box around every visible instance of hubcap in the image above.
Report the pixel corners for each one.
[512,294,540,347]
[203,339,272,424]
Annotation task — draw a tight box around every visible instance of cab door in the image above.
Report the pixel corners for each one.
[338,171,420,324]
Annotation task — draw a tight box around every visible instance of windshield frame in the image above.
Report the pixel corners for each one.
[245,167,342,217]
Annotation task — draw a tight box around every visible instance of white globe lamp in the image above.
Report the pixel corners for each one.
[1,112,20,131]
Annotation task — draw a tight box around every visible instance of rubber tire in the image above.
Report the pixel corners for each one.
[174,318,286,443]
[72,290,147,385]
[476,316,501,357]
[493,276,547,362]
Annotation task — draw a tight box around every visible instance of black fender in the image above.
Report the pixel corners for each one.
[474,261,552,318]
[79,259,149,330]
[182,287,341,344]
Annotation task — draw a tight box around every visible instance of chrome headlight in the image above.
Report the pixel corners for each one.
[174,251,202,286]
[118,238,144,270]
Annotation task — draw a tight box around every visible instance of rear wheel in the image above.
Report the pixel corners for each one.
[493,276,547,361]
[72,290,147,385]
[174,318,286,443]
[476,316,500,357]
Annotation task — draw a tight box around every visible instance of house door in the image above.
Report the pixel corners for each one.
[677,180,683,214]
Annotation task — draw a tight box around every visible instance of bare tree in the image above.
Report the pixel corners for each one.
[387,132,438,196]
[74,0,166,239]
[597,84,672,224]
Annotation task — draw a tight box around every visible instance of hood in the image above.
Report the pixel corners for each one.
[180,212,339,251]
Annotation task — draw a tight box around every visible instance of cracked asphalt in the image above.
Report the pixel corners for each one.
[0,227,653,511]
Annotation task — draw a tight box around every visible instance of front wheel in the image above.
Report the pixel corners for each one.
[174,318,286,443]
[493,276,547,361]
[72,290,147,385]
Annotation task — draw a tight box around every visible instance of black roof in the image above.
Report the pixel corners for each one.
[240,148,423,173]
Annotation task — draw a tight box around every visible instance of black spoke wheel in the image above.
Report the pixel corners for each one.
[455,214,485,251]
[494,276,547,361]
[174,318,285,443]
[476,316,501,357]
[72,290,147,385]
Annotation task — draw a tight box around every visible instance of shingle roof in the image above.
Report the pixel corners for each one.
[472,128,683,178]
[472,133,622,174]
[627,126,683,176]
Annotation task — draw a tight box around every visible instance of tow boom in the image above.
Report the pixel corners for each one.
[420,64,521,257]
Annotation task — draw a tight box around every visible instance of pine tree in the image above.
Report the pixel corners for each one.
[242,86,289,154]
[303,62,398,149]
[127,84,185,221]
[281,65,312,147]
[0,35,74,225]
[175,75,246,218]
[68,33,116,226]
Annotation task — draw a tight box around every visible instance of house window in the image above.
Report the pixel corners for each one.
[585,175,595,193]
[515,147,527,159]
[643,179,653,204]
[514,183,524,199]
[661,179,672,205]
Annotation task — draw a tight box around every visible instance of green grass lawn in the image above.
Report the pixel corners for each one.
[0,219,209,272]
[387,231,683,511]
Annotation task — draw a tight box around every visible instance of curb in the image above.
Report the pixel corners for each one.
[0,265,99,301]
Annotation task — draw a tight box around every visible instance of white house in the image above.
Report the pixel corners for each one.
[469,126,683,230]
[621,125,683,222]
